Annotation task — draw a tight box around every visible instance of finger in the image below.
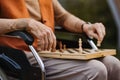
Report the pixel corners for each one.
[36,24,47,50]
[51,32,56,52]
[99,23,106,42]
[100,23,106,36]
[37,46,41,51]
[52,40,56,52]
[94,23,104,41]
[37,38,44,51]
[40,38,45,51]
[37,32,43,51]
[37,39,41,51]
[89,31,99,40]
[43,31,49,50]
[47,36,53,51]
[46,28,53,50]
[38,32,45,51]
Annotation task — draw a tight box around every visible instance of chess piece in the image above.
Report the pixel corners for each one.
[59,41,63,52]
[63,44,66,51]
[97,40,101,47]
[79,38,83,53]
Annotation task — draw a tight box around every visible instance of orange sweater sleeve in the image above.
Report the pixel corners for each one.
[0,0,54,51]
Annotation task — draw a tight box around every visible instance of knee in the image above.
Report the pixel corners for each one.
[102,56,120,68]
[88,60,107,80]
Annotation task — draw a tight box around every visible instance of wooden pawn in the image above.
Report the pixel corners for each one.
[97,40,101,47]
[79,38,83,53]
[59,41,63,52]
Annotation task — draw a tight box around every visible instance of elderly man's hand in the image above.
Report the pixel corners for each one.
[83,23,106,43]
[23,19,56,51]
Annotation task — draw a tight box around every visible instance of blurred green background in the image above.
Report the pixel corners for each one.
[58,0,120,59]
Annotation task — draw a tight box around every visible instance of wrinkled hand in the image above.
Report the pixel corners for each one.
[25,19,56,51]
[83,23,106,43]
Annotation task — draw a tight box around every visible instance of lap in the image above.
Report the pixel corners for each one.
[25,51,120,80]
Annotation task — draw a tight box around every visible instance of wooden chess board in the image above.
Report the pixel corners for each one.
[38,48,116,60]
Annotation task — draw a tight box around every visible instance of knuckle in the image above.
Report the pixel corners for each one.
[38,34,43,38]
[46,30,51,35]
[46,41,48,45]
[39,41,43,45]
[47,27,52,31]
[41,32,46,37]
[53,37,56,42]
[50,40,53,44]
[99,22,103,25]
[43,32,46,36]
[95,23,100,26]
[41,41,45,46]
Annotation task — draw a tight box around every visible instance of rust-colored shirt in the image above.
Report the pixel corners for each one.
[0,0,54,51]
[0,0,83,51]
[25,0,41,21]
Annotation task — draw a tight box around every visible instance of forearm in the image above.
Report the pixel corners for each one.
[57,12,86,33]
[0,19,28,34]
[53,0,86,33]
[0,18,56,51]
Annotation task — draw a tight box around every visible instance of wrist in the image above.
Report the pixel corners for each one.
[81,22,91,33]
[12,18,29,31]
[81,23,86,33]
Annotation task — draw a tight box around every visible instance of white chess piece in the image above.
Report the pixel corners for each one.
[97,40,101,47]
[79,38,83,53]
